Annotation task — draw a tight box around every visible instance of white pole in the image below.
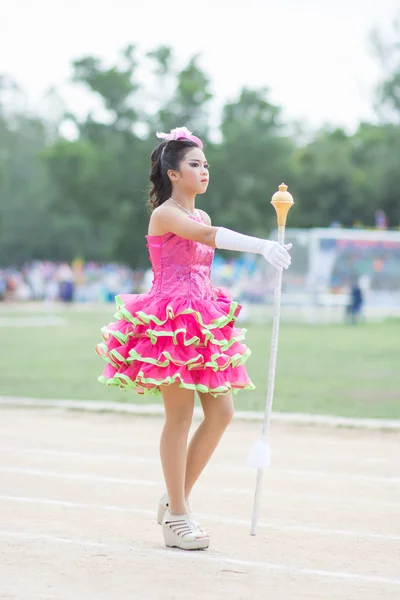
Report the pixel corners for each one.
[248,184,294,536]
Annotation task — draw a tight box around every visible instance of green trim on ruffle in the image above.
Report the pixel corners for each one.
[113,347,201,369]
[98,370,256,398]
[146,328,200,347]
[100,327,128,345]
[104,342,251,373]
[96,342,120,370]
[205,347,252,371]
[101,322,246,353]
[114,294,239,332]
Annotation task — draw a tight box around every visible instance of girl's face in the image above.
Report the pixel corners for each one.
[169,148,209,194]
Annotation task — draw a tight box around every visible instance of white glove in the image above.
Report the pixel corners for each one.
[215,227,292,270]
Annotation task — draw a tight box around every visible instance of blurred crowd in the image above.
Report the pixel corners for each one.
[0,256,269,304]
[0,260,141,303]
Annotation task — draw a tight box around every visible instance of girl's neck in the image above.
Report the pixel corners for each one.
[169,190,196,214]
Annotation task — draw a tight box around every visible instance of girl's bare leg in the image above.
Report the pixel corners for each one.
[160,383,194,515]
[184,391,234,498]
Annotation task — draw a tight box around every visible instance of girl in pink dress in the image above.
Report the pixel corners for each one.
[96,127,291,550]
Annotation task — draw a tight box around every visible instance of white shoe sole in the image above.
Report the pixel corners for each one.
[163,526,210,551]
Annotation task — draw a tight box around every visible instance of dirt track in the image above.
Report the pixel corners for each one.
[1,407,399,599]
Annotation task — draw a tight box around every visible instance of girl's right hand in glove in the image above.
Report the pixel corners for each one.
[262,242,292,270]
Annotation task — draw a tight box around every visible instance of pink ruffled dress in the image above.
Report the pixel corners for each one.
[96,214,255,397]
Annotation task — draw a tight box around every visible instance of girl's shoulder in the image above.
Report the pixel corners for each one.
[148,204,172,236]
[149,205,212,235]
[148,204,216,245]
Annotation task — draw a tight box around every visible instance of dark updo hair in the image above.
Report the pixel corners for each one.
[148,139,199,210]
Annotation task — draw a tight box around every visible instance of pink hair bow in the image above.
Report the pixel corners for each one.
[156,126,203,149]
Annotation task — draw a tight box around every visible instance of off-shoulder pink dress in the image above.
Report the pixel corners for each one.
[96,214,255,397]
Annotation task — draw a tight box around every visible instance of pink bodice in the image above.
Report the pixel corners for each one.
[146,219,214,300]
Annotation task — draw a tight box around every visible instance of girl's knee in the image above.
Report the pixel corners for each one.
[165,412,193,429]
[220,403,235,426]
[206,402,234,427]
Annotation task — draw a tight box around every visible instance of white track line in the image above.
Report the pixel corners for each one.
[1,494,399,542]
[1,530,400,586]
[86,437,398,466]
[2,446,400,484]
[2,396,400,430]
[1,466,398,508]
[1,432,398,466]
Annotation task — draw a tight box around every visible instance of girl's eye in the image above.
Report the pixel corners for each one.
[189,162,209,170]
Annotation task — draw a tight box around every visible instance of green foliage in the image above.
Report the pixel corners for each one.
[209,88,295,233]
[72,45,139,124]
[2,27,400,267]
[371,20,400,120]
[156,54,213,135]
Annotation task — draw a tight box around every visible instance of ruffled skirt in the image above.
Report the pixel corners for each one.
[95,288,255,397]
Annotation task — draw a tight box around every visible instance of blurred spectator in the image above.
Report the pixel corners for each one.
[346,278,364,324]
[58,263,75,303]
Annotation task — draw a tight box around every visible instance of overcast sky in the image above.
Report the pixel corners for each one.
[0,0,399,132]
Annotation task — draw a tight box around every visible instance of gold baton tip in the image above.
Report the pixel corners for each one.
[271,183,294,226]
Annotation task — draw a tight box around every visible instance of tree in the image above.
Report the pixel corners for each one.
[291,128,355,227]
[0,87,57,264]
[154,55,212,137]
[371,19,400,122]
[207,88,295,234]
[72,44,140,127]
[44,46,152,266]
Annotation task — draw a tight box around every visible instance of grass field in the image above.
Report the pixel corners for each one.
[1,305,399,419]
